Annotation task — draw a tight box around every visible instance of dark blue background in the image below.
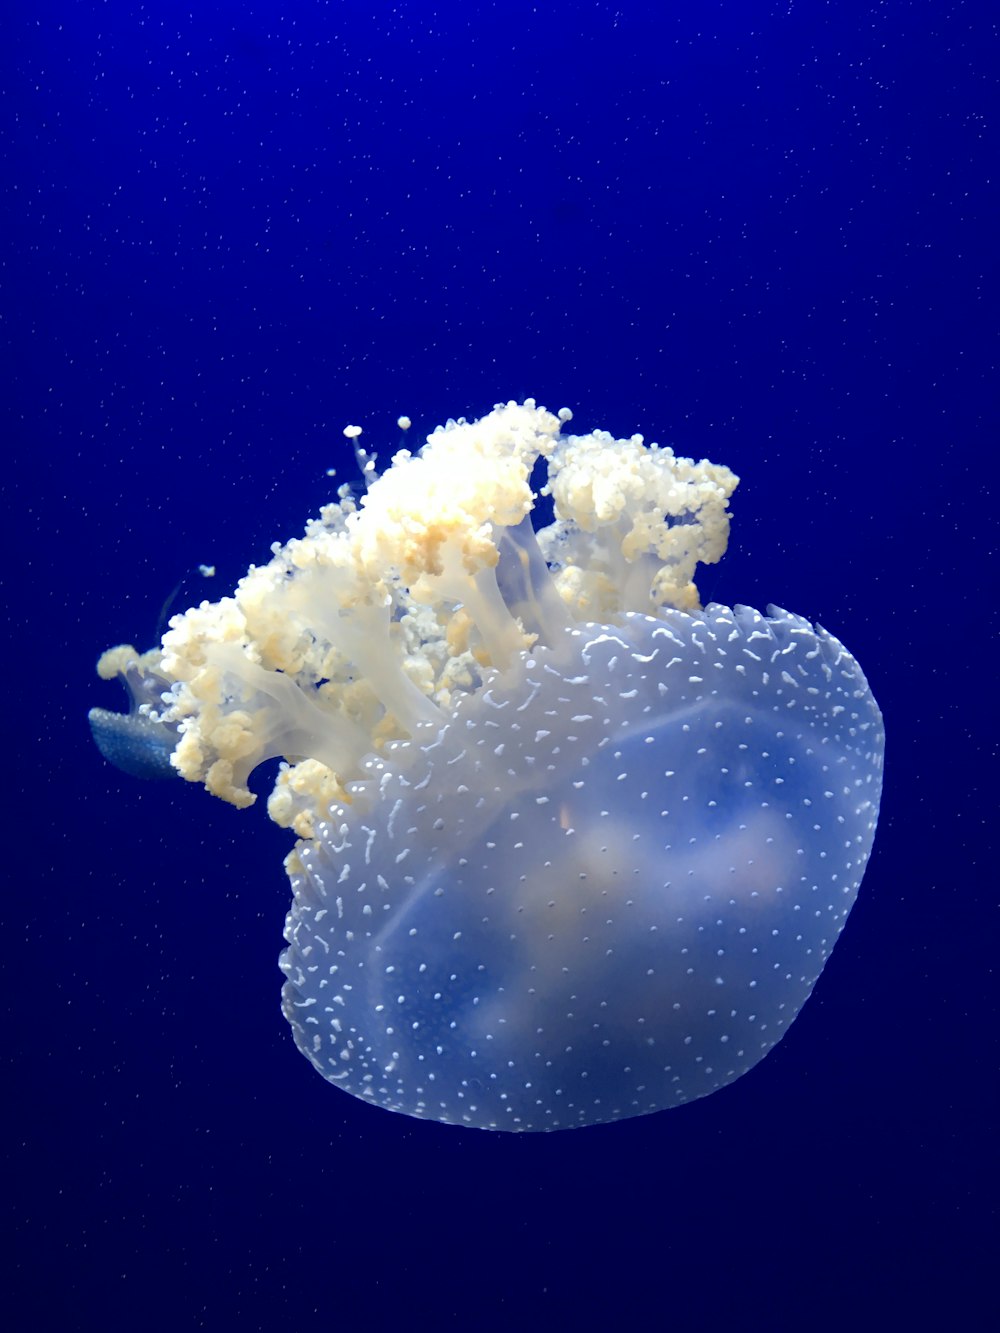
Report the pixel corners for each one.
[5,2,995,1328]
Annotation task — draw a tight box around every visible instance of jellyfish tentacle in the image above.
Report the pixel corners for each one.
[89,644,180,781]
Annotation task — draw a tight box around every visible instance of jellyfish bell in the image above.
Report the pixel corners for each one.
[94,400,884,1131]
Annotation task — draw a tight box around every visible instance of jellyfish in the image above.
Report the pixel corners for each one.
[94,400,883,1131]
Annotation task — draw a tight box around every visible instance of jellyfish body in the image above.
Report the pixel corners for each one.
[98,400,884,1130]
[282,605,882,1129]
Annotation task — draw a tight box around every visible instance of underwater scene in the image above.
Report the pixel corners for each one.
[6,3,995,1329]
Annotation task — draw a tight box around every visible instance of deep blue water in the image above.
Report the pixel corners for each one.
[5,3,996,1328]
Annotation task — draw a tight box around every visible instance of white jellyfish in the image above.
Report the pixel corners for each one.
[94,400,883,1131]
